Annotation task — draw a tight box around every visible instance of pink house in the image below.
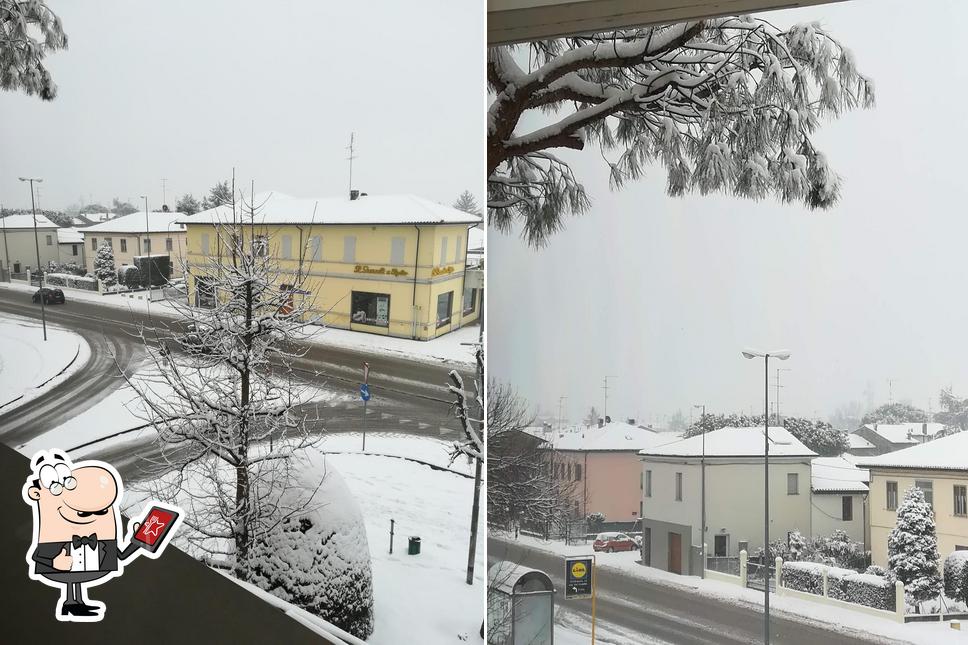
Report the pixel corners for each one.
[532,422,676,525]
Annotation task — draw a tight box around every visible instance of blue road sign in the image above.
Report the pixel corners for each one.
[360,383,371,401]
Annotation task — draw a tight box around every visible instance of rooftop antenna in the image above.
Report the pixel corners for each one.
[161,178,168,209]
[346,132,358,196]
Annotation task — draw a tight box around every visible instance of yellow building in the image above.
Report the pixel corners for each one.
[81,211,188,277]
[859,432,968,567]
[181,192,482,340]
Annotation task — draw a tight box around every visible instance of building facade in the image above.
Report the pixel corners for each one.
[639,427,816,575]
[859,432,968,567]
[850,423,943,456]
[56,227,86,267]
[81,212,187,278]
[181,193,482,340]
[810,456,869,547]
[0,214,60,275]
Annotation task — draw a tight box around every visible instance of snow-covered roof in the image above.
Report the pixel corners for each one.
[640,426,817,458]
[846,433,875,450]
[857,431,968,471]
[526,422,674,452]
[81,211,186,234]
[468,224,484,252]
[181,192,483,227]
[0,214,58,229]
[857,422,944,445]
[811,456,869,493]
[56,227,84,244]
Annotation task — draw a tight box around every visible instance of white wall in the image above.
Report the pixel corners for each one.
[811,493,866,545]
[643,458,813,556]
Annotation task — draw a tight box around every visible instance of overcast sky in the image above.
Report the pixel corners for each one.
[489,0,968,428]
[1,1,483,211]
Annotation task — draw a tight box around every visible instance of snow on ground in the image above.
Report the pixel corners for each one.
[0,314,90,412]
[317,432,473,476]
[304,323,479,367]
[555,608,669,645]
[17,364,350,458]
[501,534,968,645]
[0,279,180,315]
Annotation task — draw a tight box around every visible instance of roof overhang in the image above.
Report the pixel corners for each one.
[488,0,848,46]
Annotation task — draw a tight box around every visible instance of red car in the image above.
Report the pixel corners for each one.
[592,532,637,553]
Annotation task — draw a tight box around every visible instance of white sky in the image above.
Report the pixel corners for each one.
[1,0,484,211]
[488,0,968,427]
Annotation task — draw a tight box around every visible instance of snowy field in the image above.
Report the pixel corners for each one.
[0,280,479,367]
[499,534,968,645]
[555,608,667,645]
[0,314,90,411]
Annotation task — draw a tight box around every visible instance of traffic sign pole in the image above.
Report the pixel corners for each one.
[361,362,370,451]
[591,555,597,645]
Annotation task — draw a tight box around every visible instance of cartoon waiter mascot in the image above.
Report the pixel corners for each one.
[22,450,181,622]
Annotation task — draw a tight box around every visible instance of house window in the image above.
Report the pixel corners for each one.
[351,291,390,327]
[566,463,572,480]
[462,288,477,315]
[120,239,128,253]
[955,485,967,517]
[390,237,405,265]
[280,235,292,259]
[200,233,210,256]
[309,236,322,261]
[343,236,356,262]
[71,245,78,256]
[645,470,652,497]
[640,500,643,517]
[842,496,853,521]
[252,235,267,257]
[675,472,682,501]
[166,238,173,252]
[574,464,582,482]
[787,473,799,495]
[436,291,453,328]
[144,238,151,253]
[439,236,448,265]
[916,480,934,508]
[45,234,52,246]
[887,481,898,510]
[91,237,97,250]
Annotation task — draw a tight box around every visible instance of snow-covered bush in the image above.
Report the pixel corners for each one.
[117,264,142,288]
[888,487,942,604]
[242,450,374,639]
[45,273,66,286]
[781,561,825,595]
[826,566,868,600]
[814,530,868,571]
[866,564,888,577]
[961,559,968,606]
[45,272,97,291]
[838,574,895,611]
[945,551,968,601]
[94,243,116,288]
[585,512,606,532]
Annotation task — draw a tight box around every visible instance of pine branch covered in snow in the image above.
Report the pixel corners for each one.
[94,242,117,288]
[888,486,942,605]
[122,183,327,573]
[488,17,874,246]
[0,0,67,101]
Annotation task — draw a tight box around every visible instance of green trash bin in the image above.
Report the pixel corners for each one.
[408,536,421,555]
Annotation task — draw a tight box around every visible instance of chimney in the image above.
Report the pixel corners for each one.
[350,190,360,201]
[597,418,604,429]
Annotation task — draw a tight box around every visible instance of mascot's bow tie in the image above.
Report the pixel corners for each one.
[72,534,97,549]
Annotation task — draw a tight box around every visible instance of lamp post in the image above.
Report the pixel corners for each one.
[693,403,706,578]
[18,177,46,341]
[741,347,791,645]
[140,195,151,310]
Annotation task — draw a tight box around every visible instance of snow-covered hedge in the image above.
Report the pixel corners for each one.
[45,272,97,291]
[944,551,968,600]
[117,264,142,288]
[782,561,825,595]
[242,450,374,639]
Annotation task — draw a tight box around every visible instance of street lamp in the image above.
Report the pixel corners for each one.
[18,177,46,341]
[693,403,706,579]
[741,348,791,645]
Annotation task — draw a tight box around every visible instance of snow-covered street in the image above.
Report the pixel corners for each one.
[0,314,90,411]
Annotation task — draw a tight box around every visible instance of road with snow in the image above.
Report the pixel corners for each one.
[0,289,473,468]
[488,536,910,645]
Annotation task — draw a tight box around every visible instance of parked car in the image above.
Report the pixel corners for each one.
[592,532,637,553]
[32,287,65,305]
[175,322,213,355]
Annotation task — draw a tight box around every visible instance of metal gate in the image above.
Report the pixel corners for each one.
[746,559,776,592]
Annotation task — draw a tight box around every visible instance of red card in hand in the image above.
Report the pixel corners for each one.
[132,506,179,553]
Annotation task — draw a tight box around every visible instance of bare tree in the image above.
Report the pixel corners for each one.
[0,0,68,101]
[487,381,576,537]
[123,186,323,573]
[488,18,874,246]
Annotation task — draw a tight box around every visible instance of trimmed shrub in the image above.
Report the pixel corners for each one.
[944,551,968,600]
[117,264,142,288]
[841,574,895,611]
[782,561,825,595]
[824,566,858,602]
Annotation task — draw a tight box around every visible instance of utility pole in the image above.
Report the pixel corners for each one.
[887,378,895,404]
[161,178,168,208]
[1,204,9,279]
[346,132,357,195]
[141,195,152,313]
[19,177,46,341]
[558,395,567,432]
[602,375,617,424]
[775,368,791,424]
[694,404,706,579]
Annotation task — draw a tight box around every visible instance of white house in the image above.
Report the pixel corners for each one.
[0,214,60,274]
[811,456,869,547]
[56,227,85,267]
[850,422,943,455]
[639,426,816,575]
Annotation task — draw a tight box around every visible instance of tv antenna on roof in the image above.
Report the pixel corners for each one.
[346,132,358,196]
